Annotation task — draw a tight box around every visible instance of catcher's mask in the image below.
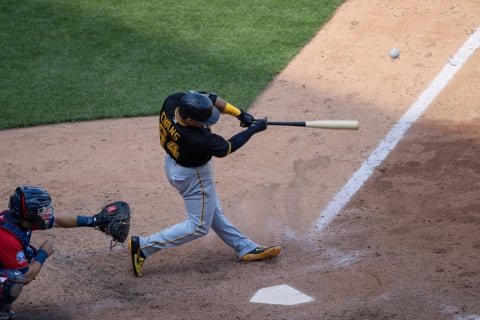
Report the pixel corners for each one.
[9,186,54,230]
[178,90,220,126]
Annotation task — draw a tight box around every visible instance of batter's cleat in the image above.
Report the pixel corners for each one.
[129,236,145,277]
[241,245,282,261]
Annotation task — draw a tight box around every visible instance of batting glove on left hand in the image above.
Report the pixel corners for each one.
[238,110,254,127]
[250,117,268,133]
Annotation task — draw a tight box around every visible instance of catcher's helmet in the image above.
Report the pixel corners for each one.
[178,91,220,125]
[9,186,54,230]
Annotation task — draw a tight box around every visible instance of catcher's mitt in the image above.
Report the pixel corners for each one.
[93,201,130,244]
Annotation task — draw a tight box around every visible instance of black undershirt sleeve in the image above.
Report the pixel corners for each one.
[228,126,258,153]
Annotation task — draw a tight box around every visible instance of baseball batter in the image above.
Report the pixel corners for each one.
[129,90,281,277]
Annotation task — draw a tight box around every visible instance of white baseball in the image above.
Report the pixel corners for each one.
[389,48,400,59]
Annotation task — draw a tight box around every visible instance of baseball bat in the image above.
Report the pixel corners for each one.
[266,120,359,130]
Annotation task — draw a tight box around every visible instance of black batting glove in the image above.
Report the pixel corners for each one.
[250,117,268,133]
[238,110,255,127]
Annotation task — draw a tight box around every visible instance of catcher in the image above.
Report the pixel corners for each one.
[0,186,130,319]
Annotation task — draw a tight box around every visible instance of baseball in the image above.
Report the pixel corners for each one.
[389,48,400,59]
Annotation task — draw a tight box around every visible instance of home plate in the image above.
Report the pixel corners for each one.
[250,284,314,305]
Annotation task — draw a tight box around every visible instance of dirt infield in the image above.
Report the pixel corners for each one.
[1,0,479,319]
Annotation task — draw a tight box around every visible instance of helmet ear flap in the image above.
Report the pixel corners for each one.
[20,192,28,218]
[8,189,24,222]
[10,187,29,218]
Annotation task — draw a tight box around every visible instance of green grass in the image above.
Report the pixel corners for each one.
[0,0,344,129]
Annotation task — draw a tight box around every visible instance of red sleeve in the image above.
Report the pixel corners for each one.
[0,229,29,269]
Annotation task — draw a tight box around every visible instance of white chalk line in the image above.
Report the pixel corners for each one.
[315,27,480,231]
[255,27,480,307]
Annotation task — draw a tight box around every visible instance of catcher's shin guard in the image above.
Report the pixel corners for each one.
[0,270,25,308]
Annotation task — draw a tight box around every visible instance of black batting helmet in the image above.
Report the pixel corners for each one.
[178,91,220,125]
[8,186,54,230]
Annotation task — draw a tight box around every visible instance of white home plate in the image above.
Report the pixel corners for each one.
[250,284,314,305]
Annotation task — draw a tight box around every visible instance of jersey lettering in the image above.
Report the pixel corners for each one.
[159,92,229,166]
[168,125,179,140]
[159,110,182,159]
[160,111,180,141]
[167,141,180,158]
[159,123,167,146]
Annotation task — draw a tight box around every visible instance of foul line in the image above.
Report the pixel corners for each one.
[315,27,480,231]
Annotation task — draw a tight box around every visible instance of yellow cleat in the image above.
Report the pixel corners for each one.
[241,246,281,261]
[129,236,145,277]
